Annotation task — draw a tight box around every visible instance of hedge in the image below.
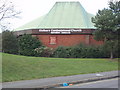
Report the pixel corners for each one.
[53,44,110,58]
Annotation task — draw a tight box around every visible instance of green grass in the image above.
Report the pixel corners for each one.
[0,53,2,82]
[2,53,118,82]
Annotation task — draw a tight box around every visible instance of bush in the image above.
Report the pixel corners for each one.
[2,30,18,54]
[18,34,42,56]
[34,46,54,57]
[53,45,84,58]
[101,40,119,58]
[71,44,87,58]
[53,44,110,58]
[53,46,67,58]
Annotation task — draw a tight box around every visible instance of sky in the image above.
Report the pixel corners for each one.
[2,0,111,31]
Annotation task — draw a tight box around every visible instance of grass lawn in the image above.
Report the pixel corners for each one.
[2,53,118,82]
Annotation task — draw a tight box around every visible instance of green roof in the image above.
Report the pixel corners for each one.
[15,2,96,31]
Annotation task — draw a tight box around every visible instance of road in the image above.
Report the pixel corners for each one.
[60,78,119,88]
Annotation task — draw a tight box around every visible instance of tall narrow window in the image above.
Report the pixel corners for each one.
[50,37,56,45]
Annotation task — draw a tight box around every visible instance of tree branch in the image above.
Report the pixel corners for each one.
[0,0,21,30]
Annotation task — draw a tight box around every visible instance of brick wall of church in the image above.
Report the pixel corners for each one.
[35,34,103,48]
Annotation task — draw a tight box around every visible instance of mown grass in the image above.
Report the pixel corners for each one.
[2,53,118,82]
[0,53,2,82]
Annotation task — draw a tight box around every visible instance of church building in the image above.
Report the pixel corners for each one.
[15,2,103,48]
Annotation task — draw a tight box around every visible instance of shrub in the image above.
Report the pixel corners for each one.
[18,34,42,56]
[71,44,87,58]
[102,40,119,58]
[53,44,111,58]
[53,45,86,58]
[53,46,67,58]
[41,47,54,57]
[97,45,109,58]
[34,46,54,57]
[2,30,18,54]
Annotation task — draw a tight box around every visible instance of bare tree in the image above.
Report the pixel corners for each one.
[0,0,21,30]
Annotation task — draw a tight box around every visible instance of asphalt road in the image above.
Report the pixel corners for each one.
[60,78,119,88]
[2,71,118,88]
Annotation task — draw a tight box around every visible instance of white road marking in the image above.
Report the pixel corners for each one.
[60,78,119,88]
[71,78,118,87]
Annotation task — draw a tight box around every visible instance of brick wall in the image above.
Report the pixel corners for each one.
[36,34,103,48]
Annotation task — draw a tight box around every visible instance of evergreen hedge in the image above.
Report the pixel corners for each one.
[2,30,18,54]
[18,34,42,56]
[53,44,110,58]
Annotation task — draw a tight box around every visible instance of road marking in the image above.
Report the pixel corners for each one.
[60,78,119,88]
[71,78,118,87]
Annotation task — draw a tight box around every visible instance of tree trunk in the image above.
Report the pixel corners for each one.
[110,51,113,59]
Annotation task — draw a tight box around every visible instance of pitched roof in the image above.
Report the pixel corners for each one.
[15,2,96,31]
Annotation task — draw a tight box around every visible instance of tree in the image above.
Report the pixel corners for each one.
[2,30,18,54]
[92,1,119,59]
[18,34,42,56]
[0,0,21,30]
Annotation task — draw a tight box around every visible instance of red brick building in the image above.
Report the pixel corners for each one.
[14,2,103,48]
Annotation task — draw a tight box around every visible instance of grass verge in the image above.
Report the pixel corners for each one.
[2,53,118,82]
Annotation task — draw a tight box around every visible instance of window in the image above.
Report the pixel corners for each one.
[50,37,56,45]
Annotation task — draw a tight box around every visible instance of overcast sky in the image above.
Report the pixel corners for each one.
[4,0,111,30]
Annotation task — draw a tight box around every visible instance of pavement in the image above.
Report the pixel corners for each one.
[2,70,119,89]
